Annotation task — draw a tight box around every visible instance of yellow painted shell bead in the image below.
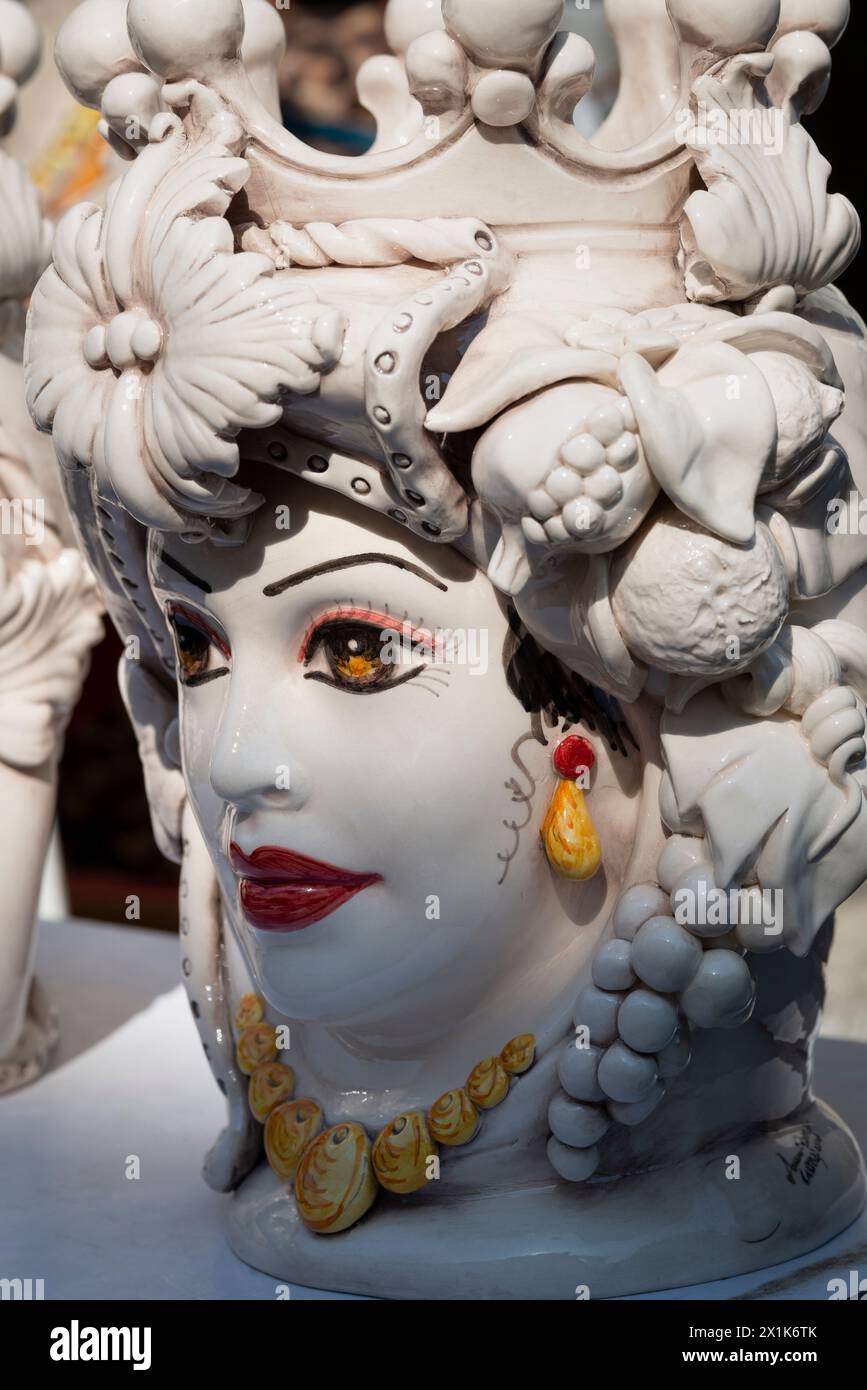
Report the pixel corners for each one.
[427,1088,480,1145]
[500,1033,536,1076]
[234,993,264,1030]
[295,1123,379,1235]
[372,1112,438,1195]
[236,1022,278,1076]
[248,1060,296,1123]
[541,780,602,881]
[466,1055,510,1109]
[264,1099,323,1179]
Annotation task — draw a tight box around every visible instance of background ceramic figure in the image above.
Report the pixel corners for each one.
[24,0,867,1296]
[0,0,103,1093]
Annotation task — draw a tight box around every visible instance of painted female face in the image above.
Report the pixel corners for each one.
[149,464,636,1032]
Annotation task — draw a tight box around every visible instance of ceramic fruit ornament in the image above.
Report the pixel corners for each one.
[610,508,790,677]
[471,381,658,594]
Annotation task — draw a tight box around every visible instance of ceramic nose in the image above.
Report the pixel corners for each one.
[208,674,311,813]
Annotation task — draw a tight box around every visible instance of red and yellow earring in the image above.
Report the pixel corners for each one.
[541,736,602,881]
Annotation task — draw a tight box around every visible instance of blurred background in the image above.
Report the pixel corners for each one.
[10,2,866,1031]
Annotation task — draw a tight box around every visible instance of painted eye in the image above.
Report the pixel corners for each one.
[166,604,230,686]
[303,616,432,695]
[318,621,394,689]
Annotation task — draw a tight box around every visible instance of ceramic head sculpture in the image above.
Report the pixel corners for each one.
[0,0,102,1093]
[23,0,867,1296]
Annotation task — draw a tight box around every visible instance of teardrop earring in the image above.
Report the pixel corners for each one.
[541,735,602,881]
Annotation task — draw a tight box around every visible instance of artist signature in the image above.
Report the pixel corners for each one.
[778,1124,826,1186]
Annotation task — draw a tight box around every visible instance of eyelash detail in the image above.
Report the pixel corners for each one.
[168,604,232,660]
[185,667,231,688]
[300,607,436,695]
[298,608,435,665]
[165,602,441,696]
[166,602,231,687]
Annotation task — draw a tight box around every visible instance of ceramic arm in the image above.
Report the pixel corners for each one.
[0,548,102,1091]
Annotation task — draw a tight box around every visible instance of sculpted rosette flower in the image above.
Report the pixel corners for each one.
[24,114,346,536]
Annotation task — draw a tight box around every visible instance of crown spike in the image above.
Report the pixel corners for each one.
[442,0,563,71]
[666,0,781,59]
[126,0,244,82]
[384,0,445,56]
[0,0,41,88]
[774,0,849,48]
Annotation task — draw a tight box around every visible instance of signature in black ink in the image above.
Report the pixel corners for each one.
[777,1124,826,1186]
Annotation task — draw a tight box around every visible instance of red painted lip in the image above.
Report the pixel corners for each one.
[229,843,381,932]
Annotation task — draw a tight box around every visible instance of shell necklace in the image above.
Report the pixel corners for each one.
[233,993,536,1235]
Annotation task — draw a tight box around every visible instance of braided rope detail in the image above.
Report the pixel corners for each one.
[268,218,497,269]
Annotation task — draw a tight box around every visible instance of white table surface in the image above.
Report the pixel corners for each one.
[1,918,865,1302]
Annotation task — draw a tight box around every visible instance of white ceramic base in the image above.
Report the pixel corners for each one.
[225,1099,866,1300]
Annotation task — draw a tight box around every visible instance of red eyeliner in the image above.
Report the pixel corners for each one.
[298,608,435,663]
[230,843,381,932]
[168,603,231,660]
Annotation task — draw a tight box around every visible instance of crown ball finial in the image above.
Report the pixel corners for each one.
[471,70,536,126]
[241,0,287,68]
[55,0,139,110]
[442,0,563,69]
[405,29,467,112]
[126,0,245,81]
[775,0,849,48]
[385,0,445,56]
[0,0,41,85]
[666,0,780,54]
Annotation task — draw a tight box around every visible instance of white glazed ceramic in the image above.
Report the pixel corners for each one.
[23,0,867,1296]
[0,0,102,1094]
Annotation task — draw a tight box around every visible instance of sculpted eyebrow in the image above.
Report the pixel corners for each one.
[157,552,213,595]
[263,552,448,597]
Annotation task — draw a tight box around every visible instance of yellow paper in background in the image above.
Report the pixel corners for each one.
[30,105,107,220]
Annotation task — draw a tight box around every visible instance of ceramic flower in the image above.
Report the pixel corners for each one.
[25,111,345,536]
[563,307,695,366]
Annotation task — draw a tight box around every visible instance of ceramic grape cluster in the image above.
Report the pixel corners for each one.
[520,387,648,548]
[548,837,757,1183]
